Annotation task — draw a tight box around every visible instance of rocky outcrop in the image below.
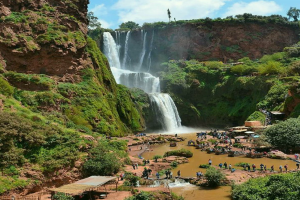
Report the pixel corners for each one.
[107,22,299,74]
[0,0,89,76]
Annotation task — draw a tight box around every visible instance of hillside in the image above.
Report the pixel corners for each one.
[0,0,145,194]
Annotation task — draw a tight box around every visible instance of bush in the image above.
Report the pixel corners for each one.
[124,174,140,187]
[234,162,250,167]
[205,61,224,70]
[204,167,226,187]
[52,193,74,200]
[208,139,218,145]
[232,172,300,200]
[83,139,128,176]
[246,111,266,125]
[264,118,300,152]
[199,164,210,168]
[164,148,193,158]
[170,161,178,168]
[233,143,243,148]
[0,77,14,96]
[258,61,284,75]
[125,191,154,200]
[152,155,162,162]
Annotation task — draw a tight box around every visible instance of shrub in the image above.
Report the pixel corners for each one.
[232,172,300,200]
[0,77,14,96]
[83,139,128,176]
[52,193,74,200]
[124,174,140,187]
[170,161,178,168]
[125,191,154,200]
[233,143,243,148]
[205,61,224,70]
[164,148,193,158]
[199,164,210,168]
[208,139,218,145]
[258,61,284,75]
[246,111,266,125]
[264,118,300,152]
[204,167,226,187]
[234,162,250,167]
[152,155,162,162]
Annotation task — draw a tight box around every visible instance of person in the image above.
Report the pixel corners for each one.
[165,170,169,179]
[284,164,288,172]
[279,165,283,173]
[208,159,212,165]
[260,163,264,171]
[199,171,203,177]
[264,165,267,172]
[247,164,250,172]
[132,164,136,170]
[170,171,173,178]
[120,173,124,181]
[177,170,181,177]
[219,163,223,169]
[196,171,200,179]
[231,168,236,173]
[156,172,160,179]
[224,162,228,169]
[229,164,232,170]
[252,164,256,172]
[271,165,274,172]
[129,147,131,151]
[140,146,143,150]
[243,164,246,171]
[147,160,150,164]
[143,160,147,165]
[136,163,138,169]
[297,162,300,169]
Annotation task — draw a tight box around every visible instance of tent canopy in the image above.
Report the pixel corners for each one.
[49,176,117,195]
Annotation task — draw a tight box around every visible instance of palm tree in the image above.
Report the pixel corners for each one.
[287,7,300,21]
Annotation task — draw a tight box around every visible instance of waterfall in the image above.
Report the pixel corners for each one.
[138,30,147,71]
[122,31,131,69]
[147,30,154,72]
[103,32,121,69]
[103,31,182,132]
[119,72,160,93]
[149,93,181,131]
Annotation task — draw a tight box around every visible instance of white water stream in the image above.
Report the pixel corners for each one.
[103,31,181,131]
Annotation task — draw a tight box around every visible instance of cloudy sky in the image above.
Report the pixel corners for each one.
[88,0,300,29]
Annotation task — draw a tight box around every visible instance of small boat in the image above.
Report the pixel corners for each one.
[170,142,177,147]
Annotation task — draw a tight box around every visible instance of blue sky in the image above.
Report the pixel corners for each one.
[88,0,300,29]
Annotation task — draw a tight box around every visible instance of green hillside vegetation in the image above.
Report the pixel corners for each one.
[159,50,300,126]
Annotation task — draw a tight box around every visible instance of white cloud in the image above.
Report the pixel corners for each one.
[99,19,112,29]
[224,1,282,17]
[90,4,107,16]
[112,0,228,25]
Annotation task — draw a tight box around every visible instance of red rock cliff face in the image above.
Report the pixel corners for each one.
[0,0,89,77]
[128,22,299,72]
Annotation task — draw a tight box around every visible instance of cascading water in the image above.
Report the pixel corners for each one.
[103,31,181,131]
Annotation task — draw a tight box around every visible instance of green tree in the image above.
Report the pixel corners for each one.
[83,139,128,176]
[287,7,300,21]
[204,167,226,187]
[167,9,171,22]
[232,172,300,200]
[119,21,140,30]
[264,118,300,152]
[87,12,101,30]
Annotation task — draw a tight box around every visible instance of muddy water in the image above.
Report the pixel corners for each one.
[143,133,297,200]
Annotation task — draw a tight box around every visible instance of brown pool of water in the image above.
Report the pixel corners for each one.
[170,185,232,200]
[143,133,296,200]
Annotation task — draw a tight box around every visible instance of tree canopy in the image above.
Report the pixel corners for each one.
[264,117,300,152]
[119,21,140,30]
[287,7,300,21]
[232,172,300,200]
[87,12,101,30]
